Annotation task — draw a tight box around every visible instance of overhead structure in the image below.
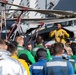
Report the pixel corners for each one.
[6,18,76,24]
[0,0,76,17]
[0,0,76,40]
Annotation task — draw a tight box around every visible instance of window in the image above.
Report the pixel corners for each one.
[35,0,38,4]
[35,12,38,16]
[35,4,38,8]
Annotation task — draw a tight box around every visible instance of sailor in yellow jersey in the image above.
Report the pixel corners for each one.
[49,23,69,44]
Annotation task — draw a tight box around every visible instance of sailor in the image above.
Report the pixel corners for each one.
[30,48,47,75]
[0,39,27,75]
[16,36,35,65]
[43,43,74,75]
[49,23,69,44]
[31,35,52,61]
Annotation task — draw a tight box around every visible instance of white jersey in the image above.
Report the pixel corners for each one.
[0,50,27,75]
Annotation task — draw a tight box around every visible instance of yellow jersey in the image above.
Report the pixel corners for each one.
[49,29,69,44]
[12,55,30,75]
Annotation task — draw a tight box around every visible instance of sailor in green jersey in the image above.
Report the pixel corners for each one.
[31,36,52,61]
[16,36,35,64]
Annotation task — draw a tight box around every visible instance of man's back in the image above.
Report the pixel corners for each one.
[30,59,47,75]
[30,48,47,75]
[43,56,74,75]
[12,55,30,75]
[32,44,51,61]
[32,44,44,57]
[18,49,35,64]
